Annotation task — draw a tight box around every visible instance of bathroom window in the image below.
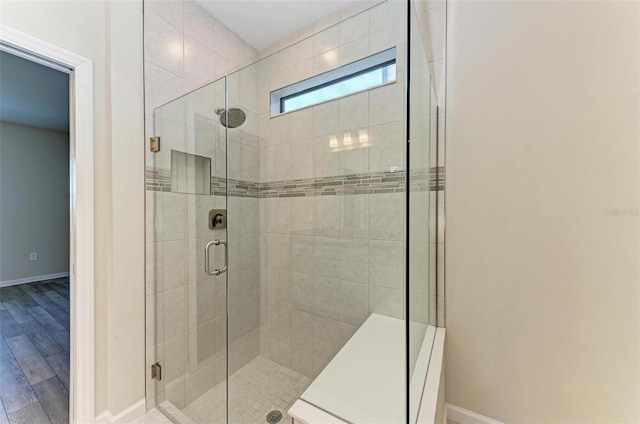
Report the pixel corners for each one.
[271,47,396,115]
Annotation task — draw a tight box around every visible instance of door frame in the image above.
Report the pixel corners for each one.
[0,24,95,423]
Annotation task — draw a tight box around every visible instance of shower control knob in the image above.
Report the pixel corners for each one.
[208,209,227,230]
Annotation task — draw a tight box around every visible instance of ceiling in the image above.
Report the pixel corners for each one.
[195,0,363,50]
[0,50,69,133]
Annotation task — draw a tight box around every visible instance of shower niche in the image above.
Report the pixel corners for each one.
[170,150,211,195]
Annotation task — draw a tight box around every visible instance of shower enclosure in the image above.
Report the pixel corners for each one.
[146,0,439,422]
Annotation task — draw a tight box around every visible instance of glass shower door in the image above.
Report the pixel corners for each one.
[224,58,272,424]
[149,78,229,423]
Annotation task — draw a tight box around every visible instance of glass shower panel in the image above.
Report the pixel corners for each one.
[224,61,264,423]
[408,0,438,421]
[256,1,408,423]
[151,78,228,423]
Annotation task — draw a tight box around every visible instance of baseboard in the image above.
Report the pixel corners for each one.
[0,272,69,288]
[446,404,503,424]
[94,399,146,424]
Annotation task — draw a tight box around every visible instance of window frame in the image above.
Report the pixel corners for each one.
[270,47,397,116]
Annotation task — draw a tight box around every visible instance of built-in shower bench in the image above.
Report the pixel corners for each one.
[288,314,444,424]
[288,313,440,424]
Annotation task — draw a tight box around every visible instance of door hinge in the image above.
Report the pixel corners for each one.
[150,136,160,153]
[151,362,162,381]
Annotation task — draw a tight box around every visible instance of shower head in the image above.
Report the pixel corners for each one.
[215,107,246,129]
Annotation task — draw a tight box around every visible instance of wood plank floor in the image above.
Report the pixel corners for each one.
[0,278,69,424]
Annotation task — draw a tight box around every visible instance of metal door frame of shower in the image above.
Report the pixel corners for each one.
[0,24,96,423]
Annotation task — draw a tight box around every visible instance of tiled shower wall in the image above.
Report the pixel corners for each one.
[256,0,447,327]
[253,0,411,378]
[143,0,257,143]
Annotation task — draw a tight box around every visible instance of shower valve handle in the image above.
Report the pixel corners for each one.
[212,213,224,227]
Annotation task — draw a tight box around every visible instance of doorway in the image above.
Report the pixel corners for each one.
[0,25,96,423]
[0,48,71,424]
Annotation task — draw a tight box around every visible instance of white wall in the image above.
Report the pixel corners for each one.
[0,0,145,418]
[445,0,640,422]
[0,121,69,283]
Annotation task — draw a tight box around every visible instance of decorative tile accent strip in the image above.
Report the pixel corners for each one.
[213,177,262,197]
[145,167,171,192]
[430,166,445,191]
[146,166,444,196]
[258,170,414,198]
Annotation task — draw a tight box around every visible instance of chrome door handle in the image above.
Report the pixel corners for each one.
[205,239,228,276]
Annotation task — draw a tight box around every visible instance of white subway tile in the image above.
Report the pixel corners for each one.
[145,11,184,77]
[183,0,215,48]
[339,11,370,45]
[145,1,183,30]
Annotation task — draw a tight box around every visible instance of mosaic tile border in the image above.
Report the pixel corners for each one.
[430,166,445,191]
[146,166,444,197]
[146,167,172,192]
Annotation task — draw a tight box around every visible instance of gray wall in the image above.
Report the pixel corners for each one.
[0,121,69,283]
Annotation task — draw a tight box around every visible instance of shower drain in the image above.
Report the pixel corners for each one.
[266,410,283,424]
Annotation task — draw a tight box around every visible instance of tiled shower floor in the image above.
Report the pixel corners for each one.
[183,356,312,424]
